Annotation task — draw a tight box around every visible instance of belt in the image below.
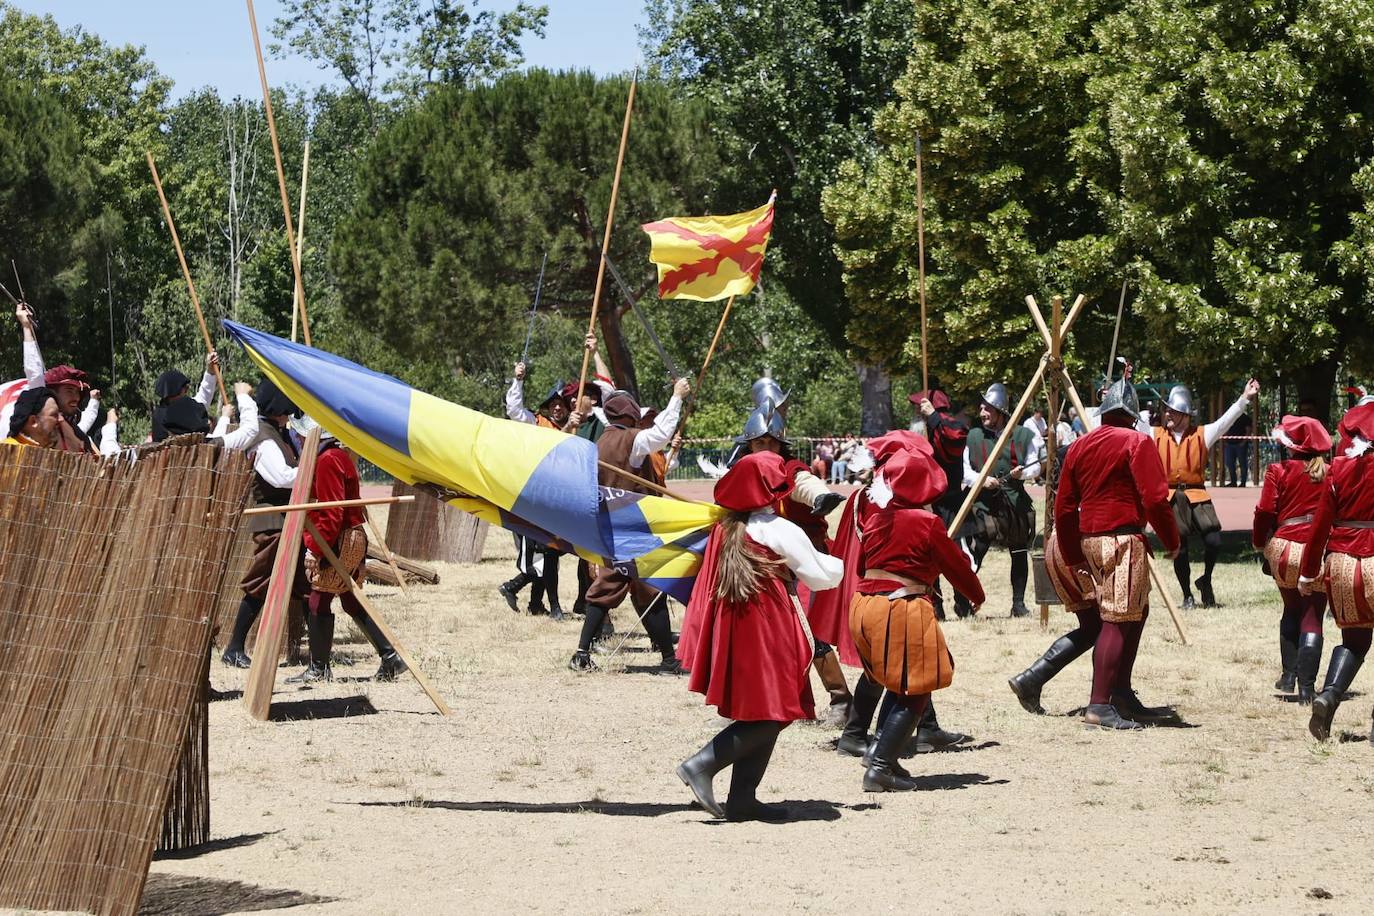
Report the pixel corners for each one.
[1173,484,1207,491]
[1278,514,1313,528]
[862,569,931,601]
[1084,525,1144,537]
[1335,519,1374,529]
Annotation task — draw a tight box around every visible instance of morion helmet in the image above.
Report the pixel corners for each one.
[1098,378,1141,421]
[1165,385,1194,415]
[751,377,789,411]
[980,382,1010,415]
[734,398,789,446]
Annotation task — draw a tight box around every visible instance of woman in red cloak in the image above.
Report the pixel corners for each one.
[675,452,843,822]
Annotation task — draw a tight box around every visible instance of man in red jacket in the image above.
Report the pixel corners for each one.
[1048,378,1181,729]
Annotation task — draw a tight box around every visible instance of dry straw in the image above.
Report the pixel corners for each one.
[0,437,251,916]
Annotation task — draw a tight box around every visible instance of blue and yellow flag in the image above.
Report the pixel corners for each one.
[223,321,719,602]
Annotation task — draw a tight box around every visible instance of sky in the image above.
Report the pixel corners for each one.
[12,0,647,99]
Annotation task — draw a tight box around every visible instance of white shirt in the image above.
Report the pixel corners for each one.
[1138,396,1250,450]
[252,429,298,489]
[506,376,611,428]
[744,509,844,591]
[192,370,216,407]
[208,392,261,451]
[628,395,683,468]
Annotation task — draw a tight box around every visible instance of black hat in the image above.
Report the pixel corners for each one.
[539,380,568,409]
[8,386,55,439]
[155,370,192,401]
[152,397,211,442]
[255,377,299,418]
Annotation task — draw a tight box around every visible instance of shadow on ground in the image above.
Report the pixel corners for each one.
[153,831,278,862]
[269,695,377,721]
[139,873,334,915]
[353,798,876,821]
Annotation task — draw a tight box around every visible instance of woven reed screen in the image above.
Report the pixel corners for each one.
[0,438,251,916]
[385,480,490,563]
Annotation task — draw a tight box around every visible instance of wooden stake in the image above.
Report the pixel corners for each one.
[246,0,311,347]
[363,507,409,597]
[916,134,929,392]
[304,518,451,716]
[667,293,736,466]
[147,152,229,407]
[241,494,415,517]
[290,140,310,343]
[1106,278,1128,381]
[574,72,637,416]
[243,428,321,720]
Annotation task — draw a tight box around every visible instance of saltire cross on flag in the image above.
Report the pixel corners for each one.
[222,321,721,602]
[641,196,775,301]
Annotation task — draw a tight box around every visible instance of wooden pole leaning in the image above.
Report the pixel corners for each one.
[303,517,452,716]
[246,0,311,346]
[597,460,713,507]
[574,72,637,415]
[666,293,736,467]
[243,428,321,721]
[916,134,930,392]
[363,507,409,597]
[290,140,311,343]
[146,152,229,407]
[242,494,415,517]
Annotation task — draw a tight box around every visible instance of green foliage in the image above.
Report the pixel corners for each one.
[826,0,1374,413]
[329,69,722,403]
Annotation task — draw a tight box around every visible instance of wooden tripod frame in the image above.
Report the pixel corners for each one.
[948,293,1190,645]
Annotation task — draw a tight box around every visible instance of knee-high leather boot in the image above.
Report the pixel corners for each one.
[221,596,263,668]
[1295,632,1323,706]
[863,706,919,792]
[676,720,781,819]
[1275,632,1299,693]
[1009,633,1094,714]
[812,649,852,728]
[837,674,883,757]
[1310,646,1364,741]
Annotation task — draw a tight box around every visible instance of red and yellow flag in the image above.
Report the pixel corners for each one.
[641,198,774,301]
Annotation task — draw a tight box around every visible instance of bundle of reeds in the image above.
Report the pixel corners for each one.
[0,437,251,916]
[385,481,489,564]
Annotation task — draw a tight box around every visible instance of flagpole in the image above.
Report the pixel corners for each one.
[574,71,637,423]
[246,0,311,347]
[291,140,311,343]
[916,133,929,393]
[668,294,735,466]
[146,151,229,407]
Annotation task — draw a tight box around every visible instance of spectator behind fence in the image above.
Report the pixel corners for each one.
[1225,410,1254,486]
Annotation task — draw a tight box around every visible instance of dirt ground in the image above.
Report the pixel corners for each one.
[148,505,1374,915]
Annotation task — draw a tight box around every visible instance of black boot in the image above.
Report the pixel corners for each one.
[345,606,406,681]
[725,725,787,822]
[1010,600,1031,618]
[498,572,531,612]
[837,674,883,757]
[1110,688,1178,725]
[1083,703,1143,730]
[1309,646,1364,741]
[640,596,682,674]
[676,721,779,819]
[863,706,919,791]
[287,612,334,684]
[1195,576,1217,608]
[915,702,969,750]
[1275,633,1299,693]
[571,605,608,671]
[1295,632,1323,706]
[1008,634,1093,715]
[221,597,262,668]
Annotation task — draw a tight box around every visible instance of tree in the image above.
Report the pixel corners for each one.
[825,0,1112,409]
[329,69,722,403]
[271,0,548,128]
[827,0,1374,419]
[642,0,916,433]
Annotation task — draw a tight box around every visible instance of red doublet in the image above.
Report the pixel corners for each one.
[856,508,985,605]
[1301,454,1374,579]
[779,459,831,553]
[1055,424,1179,566]
[680,529,815,723]
[303,445,364,555]
[1253,461,1325,548]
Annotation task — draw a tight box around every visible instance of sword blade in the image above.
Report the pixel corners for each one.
[602,252,682,382]
[521,251,549,366]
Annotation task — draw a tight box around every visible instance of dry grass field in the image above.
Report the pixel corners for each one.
[145,508,1374,915]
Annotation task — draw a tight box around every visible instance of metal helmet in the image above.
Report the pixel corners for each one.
[733,398,789,446]
[981,382,1010,415]
[1098,378,1141,421]
[751,377,789,411]
[1165,385,1194,415]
